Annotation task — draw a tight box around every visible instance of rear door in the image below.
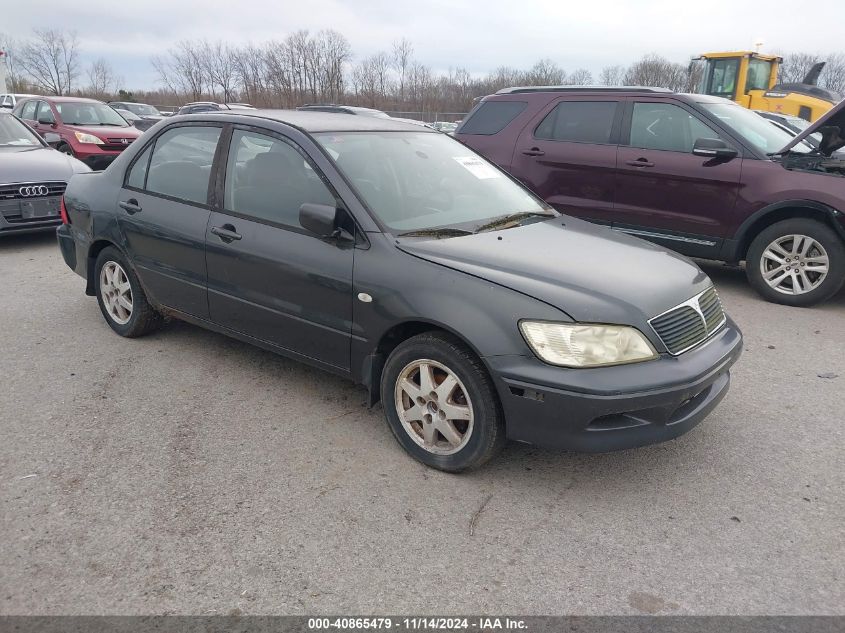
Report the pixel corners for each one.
[509,97,622,224]
[118,122,224,318]
[614,99,742,257]
[205,126,354,371]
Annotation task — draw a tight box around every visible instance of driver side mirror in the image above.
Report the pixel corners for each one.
[37,116,55,126]
[43,132,62,147]
[692,137,737,159]
[299,203,354,242]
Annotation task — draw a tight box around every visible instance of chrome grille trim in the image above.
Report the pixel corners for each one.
[649,286,726,355]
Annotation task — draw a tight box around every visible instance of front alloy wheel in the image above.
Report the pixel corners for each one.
[394,359,474,455]
[760,234,829,296]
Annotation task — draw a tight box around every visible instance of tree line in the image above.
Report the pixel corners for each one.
[2,28,844,116]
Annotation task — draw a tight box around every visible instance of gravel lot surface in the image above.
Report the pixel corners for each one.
[1,232,843,615]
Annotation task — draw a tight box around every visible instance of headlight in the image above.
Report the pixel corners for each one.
[74,131,104,145]
[519,321,657,368]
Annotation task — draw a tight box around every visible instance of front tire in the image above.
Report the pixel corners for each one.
[746,218,845,306]
[94,246,163,337]
[380,332,506,472]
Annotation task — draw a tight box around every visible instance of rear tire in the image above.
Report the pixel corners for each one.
[380,332,506,472]
[94,246,163,337]
[746,218,845,306]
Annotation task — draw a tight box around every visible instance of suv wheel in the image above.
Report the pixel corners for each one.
[95,247,163,337]
[380,332,506,472]
[746,219,845,306]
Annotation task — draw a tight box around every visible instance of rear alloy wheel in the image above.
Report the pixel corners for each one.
[94,246,163,337]
[746,219,845,306]
[381,332,505,472]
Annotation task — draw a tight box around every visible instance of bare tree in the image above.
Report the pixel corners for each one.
[232,43,267,106]
[16,29,79,95]
[778,52,822,84]
[599,65,625,86]
[820,52,845,94]
[201,40,238,102]
[152,40,207,101]
[86,58,118,99]
[568,68,593,85]
[624,54,687,90]
[525,58,565,85]
[392,38,413,102]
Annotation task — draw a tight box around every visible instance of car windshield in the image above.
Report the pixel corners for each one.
[701,102,813,154]
[0,114,42,147]
[56,101,129,127]
[315,131,550,232]
[125,103,160,116]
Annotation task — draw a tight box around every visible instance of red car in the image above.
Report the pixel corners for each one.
[13,96,142,170]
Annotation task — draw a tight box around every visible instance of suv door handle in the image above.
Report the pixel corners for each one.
[521,147,545,157]
[625,158,655,168]
[118,199,142,214]
[210,224,242,242]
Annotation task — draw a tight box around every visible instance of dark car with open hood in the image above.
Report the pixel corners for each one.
[456,88,845,306]
[56,110,742,471]
[0,112,90,236]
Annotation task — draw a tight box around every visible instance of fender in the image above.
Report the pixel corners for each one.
[721,199,845,261]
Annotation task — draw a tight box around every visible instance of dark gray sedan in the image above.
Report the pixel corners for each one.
[0,112,90,236]
[56,111,742,471]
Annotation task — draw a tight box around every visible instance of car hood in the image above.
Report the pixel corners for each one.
[396,216,713,325]
[66,124,140,139]
[0,145,88,182]
[778,99,845,157]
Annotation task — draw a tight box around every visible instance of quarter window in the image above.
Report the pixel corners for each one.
[126,143,153,189]
[629,103,722,153]
[459,101,527,135]
[224,130,336,228]
[145,126,221,204]
[534,101,618,143]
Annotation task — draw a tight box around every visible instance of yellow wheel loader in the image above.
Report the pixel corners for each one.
[693,51,841,121]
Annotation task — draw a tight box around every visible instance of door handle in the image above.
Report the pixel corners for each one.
[625,158,655,168]
[118,199,142,214]
[210,224,242,242]
[521,147,545,157]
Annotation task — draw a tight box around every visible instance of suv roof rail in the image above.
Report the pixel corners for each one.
[495,85,674,95]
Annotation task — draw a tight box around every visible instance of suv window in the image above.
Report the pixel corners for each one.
[224,129,335,228]
[36,101,54,123]
[459,101,527,135]
[629,103,721,153]
[145,126,222,204]
[20,100,37,120]
[534,101,617,143]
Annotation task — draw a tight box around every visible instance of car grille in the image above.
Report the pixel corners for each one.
[649,287,726,355]
[103,137,135,151]
[0,182,67,200]
[0,181,66,224]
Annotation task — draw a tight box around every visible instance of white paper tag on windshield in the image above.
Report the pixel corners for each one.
[453,156,501,179]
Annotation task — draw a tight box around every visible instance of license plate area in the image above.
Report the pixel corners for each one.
[20,198,60,219]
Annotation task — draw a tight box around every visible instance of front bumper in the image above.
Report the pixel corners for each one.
[487,319,743,452]
[0,214,61,236]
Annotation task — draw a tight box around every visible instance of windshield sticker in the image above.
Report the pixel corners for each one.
[453,156,501,179]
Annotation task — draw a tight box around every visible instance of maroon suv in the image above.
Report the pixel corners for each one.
[14,96,141,170]
[456,87,845,306]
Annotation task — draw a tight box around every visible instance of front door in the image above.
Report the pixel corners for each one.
[205,127,354,371]
[118,123,223,318]
[510,97,621,224]
[614,99,742,256]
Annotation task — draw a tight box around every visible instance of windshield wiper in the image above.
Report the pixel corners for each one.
[397,227,474,238]
[474,211,555,233]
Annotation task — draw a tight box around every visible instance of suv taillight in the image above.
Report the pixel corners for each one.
[60,196,70,224]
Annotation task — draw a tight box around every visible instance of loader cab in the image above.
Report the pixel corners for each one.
[697,52,779,107]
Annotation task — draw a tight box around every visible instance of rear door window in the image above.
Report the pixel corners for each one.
[145,126,222,205]
[534,101,619,143]
[459,101,527,135]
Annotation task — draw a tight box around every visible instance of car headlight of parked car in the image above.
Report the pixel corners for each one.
[74,131,104,145]
[519,321,658,368]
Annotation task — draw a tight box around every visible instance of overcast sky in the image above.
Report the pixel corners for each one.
[2,0,843,90]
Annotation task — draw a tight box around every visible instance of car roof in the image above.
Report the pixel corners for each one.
[179,109,432,133]
[29,96,103,103]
